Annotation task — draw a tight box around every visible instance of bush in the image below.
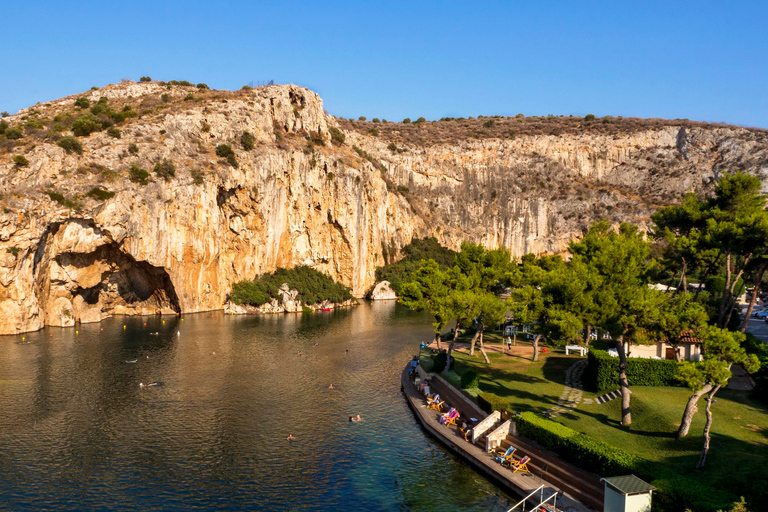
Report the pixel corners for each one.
[241,131,255,150]
[13,155,29,167]
[478,392,510,414]
[432,351,448,373]
[153,159,176,180]
[57,137,83,155]
[516,412,644,477]
[128,143,139,155]
[367,128,379,136]
[0,120,8,134]
[107,127,121,139]
[584,114,596,122]
[184,93,195,101]
[161,94,171,103]
[329,126,345,145]
[128,163,149,185]
[139,76,152,82]
[87,187,115,200]
[216,144,238,168]
[190,169,204,185]
[583,349,682,393]
[415,117,426,123]
[74,97,90,109]
[196,83,209,90]
[5,126,23,139]
[46,190,80,209]
[372,118,380,123]
[72,114,102,136]
[230,265,352,307]
[402,118,411,123]
[460,368,480,389]
[358,116,366,121]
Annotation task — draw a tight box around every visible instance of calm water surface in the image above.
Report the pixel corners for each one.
[0,302,514,511]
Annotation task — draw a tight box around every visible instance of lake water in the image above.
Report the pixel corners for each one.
[0,302,514,511]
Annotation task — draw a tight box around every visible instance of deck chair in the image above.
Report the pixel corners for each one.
[511,455,531,474]
[440,408,460,426]
[426,394,444,411]
[494,446,516,466]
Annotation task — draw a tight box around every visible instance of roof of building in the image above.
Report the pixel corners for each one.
[602,475,656,495]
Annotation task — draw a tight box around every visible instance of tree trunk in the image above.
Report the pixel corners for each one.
[675,257,687,295]
[469,328,480,356]
[616,334,632,426]
[584,325,591,346]
[696,385,722,469]
[513,331,517,346]
[741,261,768,333]
[718,253,751,328]
[447,321,461,370]
[677,383,713,439]
[477,326,491,364]
[695,253,722,301]
[532,334,542,362]
[434,331,442,351]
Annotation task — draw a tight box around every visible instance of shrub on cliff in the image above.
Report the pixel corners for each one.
[5,126,23,139]
[153,159,176,180]
[128,163,149,185]
[72,113,102,136]
[230,266,352,307]
[57,137,83,155]
[329,127,345,146]
[216,144,238,168]
[74,97,90,109]
[241,131,255,151]
[140,76,152,82]
[13,155,29,167]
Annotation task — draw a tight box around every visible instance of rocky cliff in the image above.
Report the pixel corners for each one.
[0,82,766,334]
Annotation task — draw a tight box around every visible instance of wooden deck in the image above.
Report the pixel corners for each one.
[402,364,601,512]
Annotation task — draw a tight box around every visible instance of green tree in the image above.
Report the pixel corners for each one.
[676,327,760,466]
[570,221,662,426]
[399,259,452,351]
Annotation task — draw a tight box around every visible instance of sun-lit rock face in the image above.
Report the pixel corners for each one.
[0,81,766,334]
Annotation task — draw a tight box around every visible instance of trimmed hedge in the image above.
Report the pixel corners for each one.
[584,349,681,393]
[460,368,480,389]
[432,351,447,374]
[478,392,509,414]
[515,411,643,477]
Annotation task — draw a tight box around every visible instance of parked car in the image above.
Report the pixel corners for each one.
[756,310,768,319]
[754,308,767,317]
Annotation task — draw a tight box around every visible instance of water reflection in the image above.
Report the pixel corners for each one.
[0,302,513,511]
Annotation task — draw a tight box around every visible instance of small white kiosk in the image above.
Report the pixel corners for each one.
[602,475,655,512]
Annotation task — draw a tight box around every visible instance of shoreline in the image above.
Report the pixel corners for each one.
[2,300,361,338]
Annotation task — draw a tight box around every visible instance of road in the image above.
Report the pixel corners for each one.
[744,309,768,344]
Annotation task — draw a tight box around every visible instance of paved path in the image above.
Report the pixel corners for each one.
[546,360,588,417]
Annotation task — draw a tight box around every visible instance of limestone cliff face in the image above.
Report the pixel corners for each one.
[0,82,766,334]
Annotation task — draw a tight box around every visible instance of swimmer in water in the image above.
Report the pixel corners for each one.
[356,414,361,422]
[287,433,295,441]
[329,384,334,389]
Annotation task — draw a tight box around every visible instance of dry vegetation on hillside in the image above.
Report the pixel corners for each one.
[339,114,767,147]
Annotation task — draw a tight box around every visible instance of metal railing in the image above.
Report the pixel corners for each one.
[505,485,545,512]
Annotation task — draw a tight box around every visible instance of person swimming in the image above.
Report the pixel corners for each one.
[139,382,162,388]
[329,384,334,389]
[287,433,295,441]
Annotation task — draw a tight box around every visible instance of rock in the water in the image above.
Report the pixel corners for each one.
[370,281,397,300]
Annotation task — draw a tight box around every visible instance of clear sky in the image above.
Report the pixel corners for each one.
[1,1,766,128]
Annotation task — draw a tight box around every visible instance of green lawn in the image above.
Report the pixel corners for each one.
[449,348,768,510]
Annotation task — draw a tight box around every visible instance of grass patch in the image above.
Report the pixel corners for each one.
[452,344,768,510]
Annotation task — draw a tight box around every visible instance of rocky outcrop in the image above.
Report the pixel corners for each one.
[370,280,397,300]
[0,81,766,334]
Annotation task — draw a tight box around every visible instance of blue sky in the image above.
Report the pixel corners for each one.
[1,1,766,127]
